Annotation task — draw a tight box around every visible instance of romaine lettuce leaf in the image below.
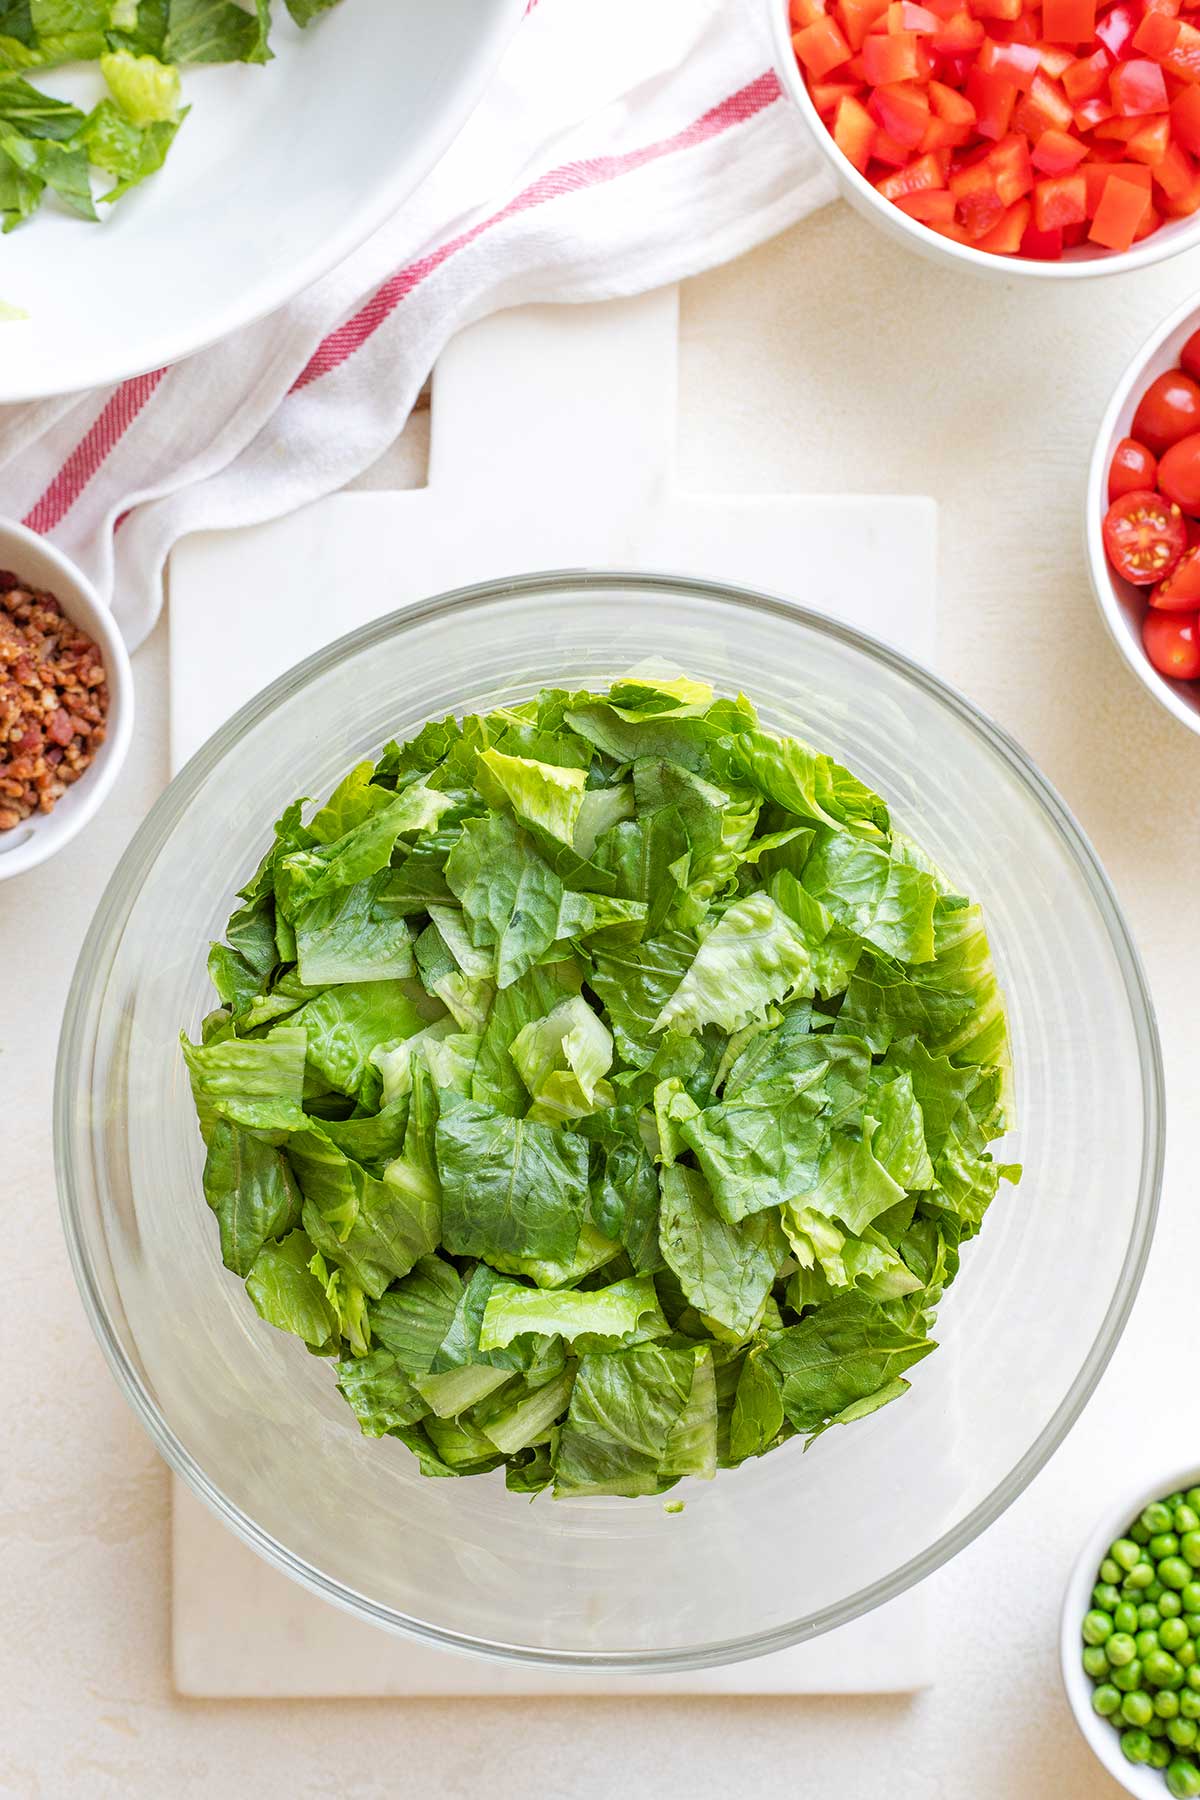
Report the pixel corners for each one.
[653,893,812,1036]
[436,1094,590,1265]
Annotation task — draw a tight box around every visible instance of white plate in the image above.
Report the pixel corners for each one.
[0,0,525,402]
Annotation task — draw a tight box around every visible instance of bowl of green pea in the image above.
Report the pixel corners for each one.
[1063,1472,1200,1798]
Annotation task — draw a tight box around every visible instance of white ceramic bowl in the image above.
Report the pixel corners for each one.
[1088,292,1200,738]
[0,0,525,402]
[1061,1465,1200,1797]
[766,0,1200,278]
[0,520,133,882]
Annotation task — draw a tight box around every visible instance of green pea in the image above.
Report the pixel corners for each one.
[1102,1557,1123,1585]
[1164,1620,1191,1652]
[1168,1756,1200,1799]
[1116,1603,1141,1634]
[1094,1583,1123,1613]
[1177,1507,1200,1535]
[1181,1691,1200,1720]
[1180,1645,1198,1670]
[1148,1716,1167,1738]
[1128,1565,1157,1592]
[1183,1533,1200,1571]
[1148,1579,1168,1601]
[1147,1504,1177,1535]
[1154,1535,1183,1561]
[1084,1609,1115,1646]
[1151,1742,1172,1770]
[1158,1691,1182,1719]
[1147,1651,1185,1690]
[1115,1539,1144,1572]
[1187,1489,1200,1514]
[1124,1691,1156,1727]
[1168,1718,1199,1748]
[1109,1633,1138,1667]
[1164,1594,1184,1619]
[1169,1495,1187,1509]
[1094,1683,1122,1718]
[1140,1630,1164,1659]
[1141,1606,1164,1630]
[1115,1661,1145,1693]
[1163,1559,1193,1592]
[1133,1523,1153,1547]
[1189,1667,1200,1691]
[1083,1645,1110,1679]
[1122,1729,1153,1765]
[1184,1586,1200,1615]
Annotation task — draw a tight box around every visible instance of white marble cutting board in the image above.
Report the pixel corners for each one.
[167,283,939,1698]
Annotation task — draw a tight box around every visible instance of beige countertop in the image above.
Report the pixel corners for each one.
[5,198,1200,1798]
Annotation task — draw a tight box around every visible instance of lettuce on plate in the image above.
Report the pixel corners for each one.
[0,0,345,233]
[183,676,1019,1502]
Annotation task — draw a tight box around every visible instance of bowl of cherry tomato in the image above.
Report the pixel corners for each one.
[767,0,1200,273]
[1090,291,1200,734]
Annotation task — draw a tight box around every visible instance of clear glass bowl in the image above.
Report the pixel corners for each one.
[55,572,1163,1672]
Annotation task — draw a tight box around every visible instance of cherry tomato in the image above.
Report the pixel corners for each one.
[1158,432,1200,514]
[1103,489,1187,585]
[1181,330,1200,386]
[1151,545,1200,611]
[1143,610,1200,680]
[1108,437,1158,502]
[1132,371,1200,455]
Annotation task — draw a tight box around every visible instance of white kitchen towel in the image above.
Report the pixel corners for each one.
[0,0,834,648]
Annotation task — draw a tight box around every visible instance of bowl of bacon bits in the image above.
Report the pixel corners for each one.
[1089,294,1200,736]
[768,0,1200,272]
[0,520,132,880]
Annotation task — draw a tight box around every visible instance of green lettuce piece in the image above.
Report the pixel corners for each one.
[367,1255,460,1374]
[479,1275,668,1352]
[476,748,588,847]
[100,47,179,120]
[728,1347,785,1464]
[653,893,812,1036]
[446,812,565,989]
[867,1070,935,1190]
[0,73,83,135]
[202,1119,301,1277]
[86,96,181,206]
[245,1229,337,1349]
[510,994,614,1123]
[588,930,698,1066]
[276,778,452,915]
[675,1071,829,1222]
[471,957,581,1116]
[293,873,415,986]
[415,1363,513,1420]
[293,980,427,1103]
[0,129,92,217]
[801,827,937,965]
[485,1222,623,1290]
[660,1344,718,1481]
[163,0,271,63]
[553,1344,700,1497]
[336,1347,429,1437]
[288,1123,439,1299]
[471,1367,576,1457]
[436,1094,589,1265]
[658,1165,786,1337]
[284,0,343,22]
[762,1291,935,1436]
[181,1025,307,1139]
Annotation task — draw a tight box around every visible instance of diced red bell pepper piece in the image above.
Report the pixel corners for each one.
[931,7,985,49]
[870,126,914,162]
[921,113,974,146]
[968,0,1023,16]
[1042,0,1097,40]
[1095,0,1141,57]
[1160,167,1200,212]
[1171,82,1200,152]
[876,151,947,196]
[1153,137,1196,197]
[1094,115,1146,139]
[989,130,1035,198]
[1163,19,1200,82]
[891,0,941,26]
[893,187,958,219]
[1031,125,1089,170]
[1134,200,1164,236]
[976,196,1032,248]
[966,65,1019,135]
[833,93,877,167]
[929,77,978,122]
[978,36,1042,82]
[1074,95,1114,126]
[795,15,854,75]
[810,77,866,116]
[1038,45,1077,77]
[1063,47,1113,103]
[1020,217,1066,253]
[1110,58,1170,115]
[868,79,932,143]
[1133,11,1182,55]
[838,0,891,48]
[792,0,827,22]
[950,157,1008,232]
[861,27,924,78]
[1034,171,1089,224]
[1088,171,1153,244]
[1082,156,1152,211]
[1015,69,1075,134]
[1127,114,1172,159]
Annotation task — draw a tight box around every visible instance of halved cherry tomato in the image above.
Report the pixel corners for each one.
[1108,436,1158,500]
[1132,370,1200,453]
[1180,328,1200,385]
[1150,544,1200,609]
[1157,431,1200,512]
[1143,609,1200,678]
[1103,488,1187,583]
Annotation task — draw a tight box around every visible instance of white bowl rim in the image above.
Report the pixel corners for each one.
[764,0,1200,279]
[54,566,1166,1671]
[1061,1462,1200,1798]
[0,519,134,880]
[1086,289,1200,740]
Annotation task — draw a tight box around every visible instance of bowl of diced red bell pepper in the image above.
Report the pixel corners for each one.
[1089,291,1200,734]
[767,0,1200,269]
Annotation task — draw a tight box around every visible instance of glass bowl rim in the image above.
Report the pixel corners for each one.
[53,567,1165,1673]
